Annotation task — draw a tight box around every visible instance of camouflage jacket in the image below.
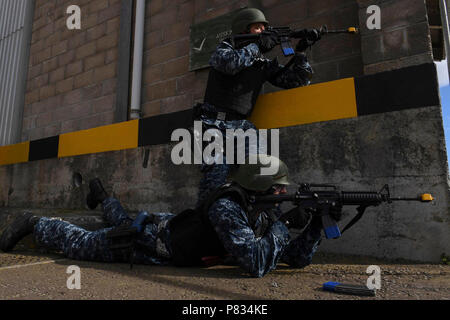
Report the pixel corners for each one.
[207,197,322,278]
[209,40,313,89]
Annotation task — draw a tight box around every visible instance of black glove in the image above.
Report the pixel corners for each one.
[328,203,343,222]
[305,28,322,42]
[295,29,322,52]
[257,31,279,53]
[279,207,312,230]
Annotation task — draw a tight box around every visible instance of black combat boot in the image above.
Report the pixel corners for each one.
[0,212,39,252]
[86,178,109,210]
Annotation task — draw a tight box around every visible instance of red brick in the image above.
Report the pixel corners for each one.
[76,41,97,60]
[144,39,189,65]
[92,94,115,113]
[25,90,40,105]
[56,78,74,94]
[22,116,36,131]
[176,73,196,95]
[144,30,163,51]
[98,2,121,23]
[53,102,92,122]
[161,56,189,80]
[177,2,195,23]
[85,52,106,71]
[30,39,45,55]
[61,118,81,134]
[54,16,66,30]
[63,88,84,105]
[29,127,45,141]
[32,47,52,66]
[79,112,114,130]
[45,32,59,48]
[105,49,118,64]
[148,0,165,16]
[43,124,62,137]
[83,13,101,30]
[97,32,119,51]
[49,67,65,83]
[28,64,42,80]
[93,62,117,82]
[141,100,161,117]
[58,50,76,67]
[88,0,109,13]
[101,78,117,96]
[82,84,103,100]
[33,73,49,90]
[86,23,107,42]
[66,61,83,77]
[42,57,59,73]
[36,112,53,128]
[162,22,190,44]
[31,96,62,115]
[150,7,178,31]
[37,23,54,42]
[39,85,56,100]
[160,94,193,114]
[143,64,163,84]
[106,17,120,34]
[144,79,176,101]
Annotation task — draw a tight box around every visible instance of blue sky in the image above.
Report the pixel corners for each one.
[436,59,450,165]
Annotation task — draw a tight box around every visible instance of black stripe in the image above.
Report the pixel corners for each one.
[28,136,59,161]
[355,63,440,116]
[138,109,193,146]
[114,0,134,123]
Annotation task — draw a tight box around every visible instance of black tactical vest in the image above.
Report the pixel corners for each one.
[168,183,271,267]
[204,59,268,117]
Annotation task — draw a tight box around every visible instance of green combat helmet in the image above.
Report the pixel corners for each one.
[231,8,269,34]
[229,154,290,192]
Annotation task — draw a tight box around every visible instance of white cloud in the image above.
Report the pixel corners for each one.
[436,59,449,87]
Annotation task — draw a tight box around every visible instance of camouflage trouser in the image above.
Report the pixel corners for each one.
[196,117,259,206]
[33,198,174,265]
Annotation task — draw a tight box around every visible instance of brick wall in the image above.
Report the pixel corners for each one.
[141,0,364,118]
[22,0,121,141]
[22,0,434,138]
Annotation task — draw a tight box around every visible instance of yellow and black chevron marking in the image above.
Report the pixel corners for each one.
[0,63,439,166]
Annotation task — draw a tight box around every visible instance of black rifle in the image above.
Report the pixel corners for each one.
[233,25,358,57]
[249,184,434,239]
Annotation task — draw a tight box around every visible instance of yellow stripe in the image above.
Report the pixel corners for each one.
[0,141,30,165]
[249,78,358,129]
[58,120,139,158]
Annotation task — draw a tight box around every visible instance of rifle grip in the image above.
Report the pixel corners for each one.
[321,214,341,239]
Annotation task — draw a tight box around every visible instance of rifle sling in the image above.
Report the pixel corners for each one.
[341,205,368,234]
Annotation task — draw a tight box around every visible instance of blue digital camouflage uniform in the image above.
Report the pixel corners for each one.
[197,41,313,205]
[33,195,322,277]
[30,40,321,278]
[33,198,173,265]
